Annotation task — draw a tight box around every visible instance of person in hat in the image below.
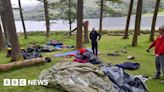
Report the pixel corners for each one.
[89,27,101,57]
[147,25,164,83]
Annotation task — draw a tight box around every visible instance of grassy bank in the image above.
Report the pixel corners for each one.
[0,33,164,92]
[144,10,164,16]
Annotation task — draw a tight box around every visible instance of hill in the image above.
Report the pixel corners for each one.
[13,0,164,20]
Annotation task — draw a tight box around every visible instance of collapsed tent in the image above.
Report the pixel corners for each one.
[54,48,100,57]
[39,62,148,92]
[39,62,115,92]
[101,65,148,92]
[46,40,74,50]
[54,50,79,57]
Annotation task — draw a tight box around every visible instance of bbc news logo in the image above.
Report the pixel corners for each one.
[3,79,48,86]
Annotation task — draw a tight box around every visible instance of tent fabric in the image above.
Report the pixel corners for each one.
[54,50,79,57]
[101,65,148,92]
[39,62,115,92]
[54,48,100,57]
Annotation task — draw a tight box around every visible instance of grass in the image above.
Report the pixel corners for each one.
[0,32,164,92]
[144,10,164,16]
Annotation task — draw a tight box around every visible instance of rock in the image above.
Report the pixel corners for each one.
[127,56,135,60]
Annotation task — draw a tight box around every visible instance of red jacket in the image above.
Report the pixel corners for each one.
[149,35,164,55]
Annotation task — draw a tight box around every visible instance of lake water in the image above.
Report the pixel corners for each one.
[15,16,164,32]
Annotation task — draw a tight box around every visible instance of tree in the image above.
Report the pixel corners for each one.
[132,0,142,47]
[1,13,10,45]
[76,0,83,49]
[84,21,89,43]
[149,0,161,41]
[68,0,72,36]
[51,0,77,34]
[98,0,125,17]
[43,0,50,38]
[123,0,134,39]
[1,0,23,61]
[18,0,27,39]
[1,0,10,44]
[0,23,5,51]
[99,0,104,33]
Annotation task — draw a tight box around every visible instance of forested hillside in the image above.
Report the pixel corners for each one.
[13,0,164,20]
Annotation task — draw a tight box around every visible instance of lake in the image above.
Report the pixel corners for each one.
[15,15,164,32]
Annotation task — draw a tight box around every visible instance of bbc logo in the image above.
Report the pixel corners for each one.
[3,79,26,86]
[3,79,48,86]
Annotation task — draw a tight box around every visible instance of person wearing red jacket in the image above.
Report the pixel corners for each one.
[147,25,164,83]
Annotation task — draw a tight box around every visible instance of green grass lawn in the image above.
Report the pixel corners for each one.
[0,33,164,92]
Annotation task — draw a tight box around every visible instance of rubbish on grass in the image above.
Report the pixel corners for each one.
[127,55,135,60]
[39,62,115,92]
[115,62,140,70]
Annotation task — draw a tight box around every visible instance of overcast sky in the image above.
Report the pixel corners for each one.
[11,0,40,7]
[11,0,99,8]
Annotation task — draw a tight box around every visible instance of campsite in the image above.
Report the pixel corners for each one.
[0,0,164,92]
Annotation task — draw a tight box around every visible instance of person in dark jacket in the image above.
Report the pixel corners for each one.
[147,25,164,83]
[89,28,101,57]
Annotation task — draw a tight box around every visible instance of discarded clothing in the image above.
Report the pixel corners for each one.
[41,45,56,52]
[22,51,42,59]
[39,62,115,92]
[6,47,42,60]
[101,65,148,92]
[47,40,63,46]
[74,50,102,64]
[73,58,88,63]
[115,62,140,70]
[22,47,42,59]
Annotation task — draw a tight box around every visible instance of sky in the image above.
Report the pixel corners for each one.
[11,0,98,8]
[11,0,40,8]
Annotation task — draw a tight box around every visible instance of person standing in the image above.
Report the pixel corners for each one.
[147,25,164,83]
[89,28,101,57]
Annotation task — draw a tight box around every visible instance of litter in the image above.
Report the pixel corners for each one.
[115,62,140,70]
[101,65,148,92]
[127,56,135,60]
[54,50,79,57]
[39,62,115,92]
[39,62,148,92]
[6,47,42,60]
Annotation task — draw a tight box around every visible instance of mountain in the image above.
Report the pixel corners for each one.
[13,0,164,20]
